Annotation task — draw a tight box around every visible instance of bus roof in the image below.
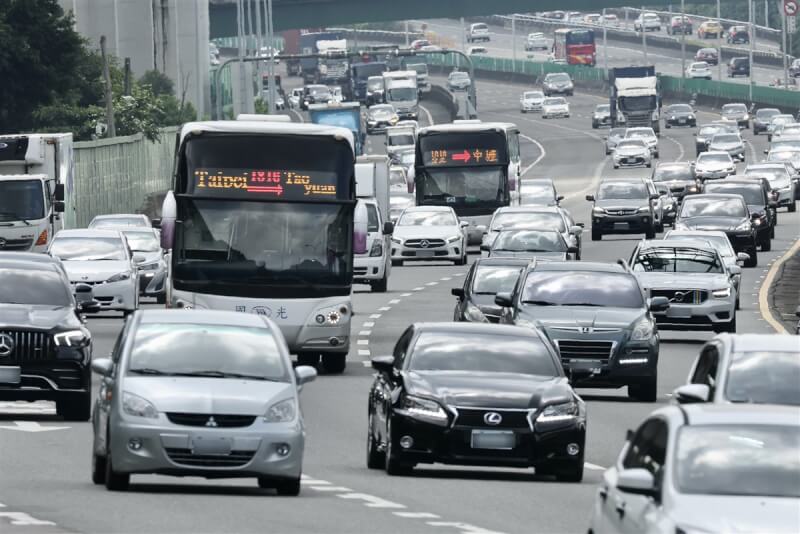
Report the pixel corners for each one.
[417,121,518,136]
[179,120,355,153]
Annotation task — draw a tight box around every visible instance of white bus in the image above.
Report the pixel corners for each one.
[159,116,366,373]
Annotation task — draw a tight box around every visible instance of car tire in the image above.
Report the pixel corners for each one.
[385,419,413,476]
[605,149,611,155]
[104,451,130,491]
[735,296,741,310]
[789,202,797,213]
[771,225,776,239]
[592,121,598,129]
[745,248,758,268]
[57,391,91,422]
[92,451,107,485]
[760,234,772,252]
[654,151,660,159]
[665,123,671,129]
[591,228,602,241]
[366,411,385,469]
[372,274,388,293]
[296,352,319,367]
[274,477,302,496]
[656,221,664,233]
[322,354,347,374]
[646,161,652,168]
[628,377,657,402]
[553,460,584,483]
[645,226,656,239]
[613,164,619,169]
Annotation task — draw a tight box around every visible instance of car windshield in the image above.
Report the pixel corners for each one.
[596,105,610,112]
[633,247,723,273]
[472,265,523,295]
[547,74,570,83]
[128,323,289,381]
[524,91,543,99]
[665,233,734,258]
[756,109,779,119]
[371,105,394,114]
[522,271,644,308]
[398,210,456,226]
[667,104,692,113]
[491,211,565,232]
[0,270,71,306]
[653,165,693,181]
[121,231,160,252]
[409,332,557,376]
[723,104,747,113]
[617,140,646,149]
[698,126,722,137]
[0,180,45,222]
[519,184,555,204]
[450,72,469,80]
[544,98,566,106]
[626,130,654,139]
[768,151,800,162]
[704,184,763,205]
[681,197,746,218]
[725,351,800,406]
[597,182,647,200]
[493,230,566,253]
[711,134,740,144]
[675,425,800,498]
[50,237,127,261]
[308,86,329,96]
[697,153,732,164]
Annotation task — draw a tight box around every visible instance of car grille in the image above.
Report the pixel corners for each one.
[0,238,34,251]
[404,239,446,248]
[164,448,255,468]
[354,267,369,276]
[650,289,708,304]
[606,209,637,216]
[670,186,686,193]
[0,330,55,362]
[166,413,257,428]
[557,340,613,365]
[454,407,530,429]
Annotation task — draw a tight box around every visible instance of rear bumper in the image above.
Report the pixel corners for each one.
[593,214,652,233]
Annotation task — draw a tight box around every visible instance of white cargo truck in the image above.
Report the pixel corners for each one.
[0,133,72,251]
[354,155,393,292]
[382,70,419,120]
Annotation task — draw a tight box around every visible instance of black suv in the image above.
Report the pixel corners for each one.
[651,162,699,202]
[587,179,659,241]
[452,258,528,323]
[0,254,100,420]
[703,179,777,251]
[727,57,750,78]
[495,261,667,402]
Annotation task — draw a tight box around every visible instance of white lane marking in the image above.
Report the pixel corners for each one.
[401,292,413,297]
[369,314,382,319]
[394,512,441,519]
[0,421,69,433]
[358,330,372,336]
[378,306,391,311]
[363,321,375,328]
[758,236,800,333]
[584,462,607,471]
[300,476,329,484]
[426,281,438,286]
[389,299,401,304]
[663,134,685,161]
[288,108,304,123]
[413,287,425,291]
[0,401,55,415]
[440,277,452,281]
[337,493,407,509]
[420,104,435,126]
[0,512,56,526]
[519,134,546,176]
[310,486,353,492]
[426,521,505,534]
[357,340,369,346]
[358,349,371,356]
[362,361,373,367]
[745,139,757,161]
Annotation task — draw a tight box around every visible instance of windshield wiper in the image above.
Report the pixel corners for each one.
[522,300,557,306]
[561,303,603,307]
[0,212,31,226]
[173,370,279,381]
[129,368,171,375]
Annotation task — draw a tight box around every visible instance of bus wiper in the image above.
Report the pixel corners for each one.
[0,212,31,226]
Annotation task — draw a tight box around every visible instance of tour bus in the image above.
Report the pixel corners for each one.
[552,28,596,66]
[159,115,366,373]
[410,121,521,246]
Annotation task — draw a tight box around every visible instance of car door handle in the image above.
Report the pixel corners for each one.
[598,487,608,501]
[615,500,626,518]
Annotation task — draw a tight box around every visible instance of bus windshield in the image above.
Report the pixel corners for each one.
[419,167,505,211]
[566,30,594,45]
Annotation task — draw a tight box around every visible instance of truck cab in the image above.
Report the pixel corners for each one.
[385,125,416,163]
[354,156,394,292]
[383,71,419,121]
[0,134,71,252]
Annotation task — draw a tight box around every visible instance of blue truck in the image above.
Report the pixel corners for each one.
[308,102,365,156]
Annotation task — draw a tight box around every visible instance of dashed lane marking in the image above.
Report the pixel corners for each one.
[420,104,435,127]
[389,299,401,304]
[519,134,546,176]
[369,314,382,319]
[362,321,375,328]
[394,512,442,519]
[378,306,391,311]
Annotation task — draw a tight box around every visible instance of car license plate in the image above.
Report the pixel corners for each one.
[0,366,21,385]
[666,306,692,319]
[416,250,435,257]
[679,119,686,124]
[471,430,515,450]
[191,436,233,455]
[614,222,629,230]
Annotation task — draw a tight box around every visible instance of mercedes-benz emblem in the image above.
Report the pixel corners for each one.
[0,334,15,358]
[205,416,218,428]
[420,239,430,248]
[484,412,503,426]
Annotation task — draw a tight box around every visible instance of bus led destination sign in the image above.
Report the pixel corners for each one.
[425,148,500,166]
[191,168,338,200]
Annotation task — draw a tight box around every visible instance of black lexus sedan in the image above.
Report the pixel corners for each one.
[702,180,776,251]
[367,323,586,482]
[452,258,528,323]
[0,255,99,420]
[663,103,696,128]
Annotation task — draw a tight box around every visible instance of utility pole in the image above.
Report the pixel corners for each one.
[511,14,517,66]
[642,6,648,63]
[461,17,466,52]
[603,7,608,76]
[783,6,789,87]
[749,0,754,102]
[766,0,769,28]
[237,0,247,118]
[266,0,276,114]
[100,36,115,137]
[681,0,686,85]
[255,0,263,98]
[405,20,409,47]
[717,0,722,81]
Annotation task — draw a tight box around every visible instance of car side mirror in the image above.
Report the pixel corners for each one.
[728,265,742,277]
[53,200,65,213]
[494,292,513,308]
[795,305,800,318]
[91,358,114,377]
[585,194,595,202]
[475,225,487,233]
[557,195,564,202]
[674,384,711,404]
[371,355,395,374]
[132,255,146,264]
[617,468,658,497]
[54,183,65,201]
[649,194,660,200]
[764,149,769,154]
[151,218,161,229]
[736,252,750,264]
[648,296,670,312]
[569,225,583,235]
[294,365,317,387]
[459,221,470,228]
[383,221,394,235]
[451,287,465,299]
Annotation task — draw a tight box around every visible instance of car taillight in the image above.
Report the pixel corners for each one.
[35,229,48,246]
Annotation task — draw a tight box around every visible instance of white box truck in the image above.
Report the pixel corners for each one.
[382,70,419,120]
[354,155,393,292]
[0,133,72,251]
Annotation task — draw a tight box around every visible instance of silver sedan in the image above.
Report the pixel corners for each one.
[91,309,317,494]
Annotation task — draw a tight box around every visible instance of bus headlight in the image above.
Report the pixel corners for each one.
[309,305,349,326]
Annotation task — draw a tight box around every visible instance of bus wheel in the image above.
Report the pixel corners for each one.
[322,354,347,374]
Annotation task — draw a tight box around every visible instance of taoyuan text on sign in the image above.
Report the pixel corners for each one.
[190,168,339,200]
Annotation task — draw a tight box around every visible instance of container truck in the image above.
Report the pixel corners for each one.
[610,66,661,133]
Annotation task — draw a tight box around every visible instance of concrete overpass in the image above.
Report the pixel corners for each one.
[210,0,718,37]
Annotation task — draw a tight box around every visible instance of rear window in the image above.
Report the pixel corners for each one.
[472,265,523,295]
[726,351,800,406]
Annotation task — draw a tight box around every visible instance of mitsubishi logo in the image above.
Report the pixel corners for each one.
[484,412,503,426]
[205,416,218,428]
[0,334,14,358]
[419,239,430,248]
[580,327,594,334]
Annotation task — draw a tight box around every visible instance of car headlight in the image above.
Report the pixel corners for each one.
[369,240,383,257]
[464,302,489,323]
[712,287,732,299]
[592,207,606,215]
[138,261,162,271]
[107,272,131,283]
[264,398,296,422]
[536,400,579,423]
[637,206,651,213]
[734,221,751,232]
[122,391,158,419]
[391,237,403,245]
[631,317,655,341]
[399,394,449,426]
[53,329,90,347]
[752,217,762,227]
[447,235,462,244]
[687,184,699,193]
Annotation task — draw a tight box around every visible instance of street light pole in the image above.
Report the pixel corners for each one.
[717,0,722,81]
[782,8,789,87]
[749,0,754,103]
[681,0,686,85]
[512,14,517,66]
[405,20,409,47]
[642,6,648,63]
[266,0,275,114]
[603,7,608,76]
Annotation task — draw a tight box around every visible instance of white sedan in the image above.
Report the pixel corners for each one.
[612,139,653,169]
[390,206,467,265]
[686,61,713,80]
[520,90,545,113]
[542,97,570,119]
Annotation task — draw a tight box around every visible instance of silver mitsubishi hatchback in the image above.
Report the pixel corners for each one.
[90,309,316,494]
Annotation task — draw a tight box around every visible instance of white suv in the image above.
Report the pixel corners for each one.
[634,12,662,32]
[466,23,490,43]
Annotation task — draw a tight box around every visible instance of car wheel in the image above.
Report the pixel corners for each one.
[665,123,671,129]
[372,274,388,293]
[322,354,347,374]
[760,234,772,252]
[735,296,741,310]
[654,151,660,159]
[57,391,91,422]
[605,149,611,155]
[92,451,107,485]
[628,377,657,402]
[104,450,130,491]
[789,202,797,213]
[385,419,413,476]
[591,228,602,241]
[771,225,776,239]
[745,248,758,268]
[592,121,598,129]
[274,477,302,496]
[156,293,166,305]
[296,352,319,367]
[552,459,584,483]
[656,221,664,233]
[645,226,656,239]
[646,161,652,168]
[366,411,385,469]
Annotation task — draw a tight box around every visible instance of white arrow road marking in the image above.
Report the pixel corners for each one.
[0,512,56,526]
[0,421,70,433]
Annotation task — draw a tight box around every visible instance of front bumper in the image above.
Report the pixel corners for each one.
[521,103,542,112]
[593,213,652,233]
[696,168,735,180]
[775,187,796,207]
[137,268,167,297]
[72,279,137,312]
[555,335,659,388]
[108,415,304,480]
[652,295,735,330]
[0,355,90,401]
[613,154,650,167]
[543,109,569,118]
[388,411,585,469]
[544,87,572,95]
[354,254,387,282]
[391,240,463,262]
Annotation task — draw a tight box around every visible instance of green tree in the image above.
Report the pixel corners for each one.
[139,70,175,98]
[0,0,87,133]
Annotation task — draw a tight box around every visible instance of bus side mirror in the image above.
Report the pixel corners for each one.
[160,191,176,250]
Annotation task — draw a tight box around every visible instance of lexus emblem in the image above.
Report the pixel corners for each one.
[0,334,14,357]
[205,416,218,428]
[420,239,430,248]
[0,238,6,249]
[484,412,503,426]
